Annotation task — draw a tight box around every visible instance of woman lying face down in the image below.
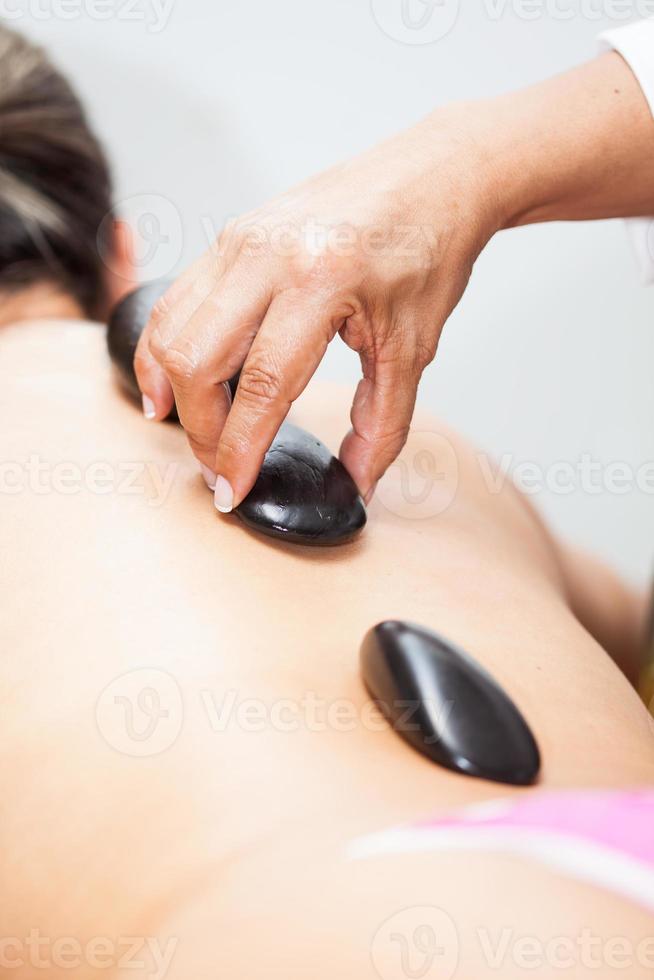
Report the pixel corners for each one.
[1,23,654,980]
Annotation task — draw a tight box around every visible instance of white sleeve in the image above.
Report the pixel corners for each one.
[598,19,654,284]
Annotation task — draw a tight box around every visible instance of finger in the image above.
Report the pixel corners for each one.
[153,270,273,477]
[213,291,341,512]
[148,251,220,348]
[339,352,420,503]
[134,318,175,420]
[135,255,220,419]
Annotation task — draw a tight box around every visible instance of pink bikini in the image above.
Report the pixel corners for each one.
[349,790,654,911]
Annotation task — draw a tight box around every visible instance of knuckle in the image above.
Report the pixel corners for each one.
[218,427,249,464]
[238,363,283,405]
[340,312,376,357]
[217,218,247,261]
[358,410,411,453]
[410,348,436,381]
[185,432,216,460]
[162,344,199,385]
[147,327,167,364]
[387,421,411,451]
[297,247,349,286]
[133,344,150,377]
[413,340,435,373]
[239,226,268,262]
[374,421,411,449]
[150,294,171,327]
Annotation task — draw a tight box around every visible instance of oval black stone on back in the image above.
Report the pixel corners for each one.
[107,283,366,546]
[235,423,367,546]
[361,621,541,786]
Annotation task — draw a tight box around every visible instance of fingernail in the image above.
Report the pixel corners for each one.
[142,394,156,420]
[364,482,378,506]
[200,464,217,491]
[214,475,234,514]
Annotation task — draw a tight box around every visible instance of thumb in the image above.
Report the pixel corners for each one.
[339,357,419,504]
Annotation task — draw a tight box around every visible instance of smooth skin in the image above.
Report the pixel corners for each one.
[135,52,654,511]
[2,307,653,978]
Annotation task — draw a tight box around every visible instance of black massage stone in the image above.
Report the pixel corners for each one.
[236,423,367,546]
[107,281,240,412]
[361,621,541,786]
[108,280,171,410]
[107,283,366,546]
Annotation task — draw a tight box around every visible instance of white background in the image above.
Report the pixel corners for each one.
[15,0,654,583]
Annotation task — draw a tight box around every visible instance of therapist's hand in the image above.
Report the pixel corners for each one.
[134,106,497,509]
[135,51,654,511]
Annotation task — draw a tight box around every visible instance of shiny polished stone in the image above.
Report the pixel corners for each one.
[361,621,541,786]
[108,284,366,546]
[107,282,240,413]
[236,423,367,546]
[107,280,171,406]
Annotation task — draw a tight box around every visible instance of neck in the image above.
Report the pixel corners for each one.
[0,284,84,327]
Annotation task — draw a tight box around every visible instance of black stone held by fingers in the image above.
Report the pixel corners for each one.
[108,280,171,411]
[235,422,367,546]
[106,281,240,412]
[106,283,367,546]
[360,621,541,786]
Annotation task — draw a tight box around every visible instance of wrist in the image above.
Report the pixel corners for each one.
[416,102,510,251]
[452,52,654,233]
[426,94,559,235]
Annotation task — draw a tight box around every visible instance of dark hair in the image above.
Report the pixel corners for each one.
[0,23,113,317]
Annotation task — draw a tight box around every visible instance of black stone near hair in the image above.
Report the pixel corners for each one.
[107,281,240,414]
[107,283,366,546]
[361,621,541,786]
[107,280,174,407]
